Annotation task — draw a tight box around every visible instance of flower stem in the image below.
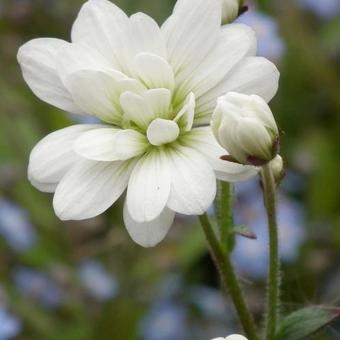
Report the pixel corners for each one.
[199,213,259,340]
[216,181,233,252]
[261,163,280,340]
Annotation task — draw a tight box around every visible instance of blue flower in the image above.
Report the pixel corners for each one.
[232,179,305,280]
[67,113,100,124]
[0,307,21,340]
[189,286,232,322]
[236,10,285,60]
[140,301,188,340]
[13,267,63,309]
[78,261,118,301]
[0,199,36,252]
[298,0,340,19]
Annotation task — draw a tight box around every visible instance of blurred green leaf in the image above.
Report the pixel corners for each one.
[275,306,340,340]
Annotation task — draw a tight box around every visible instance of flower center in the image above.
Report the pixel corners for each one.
[146,118,180,146]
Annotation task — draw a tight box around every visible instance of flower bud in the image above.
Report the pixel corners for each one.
[270,154,285,184]
[221,0,244,24]
[211,92,279,166]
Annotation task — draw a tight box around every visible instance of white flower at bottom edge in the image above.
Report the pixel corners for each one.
[18,0,279,247]
[211,335,248,340]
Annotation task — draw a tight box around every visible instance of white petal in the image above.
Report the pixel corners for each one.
[133,52,174,90]
[147,119,180,146]
[127,13,167,60]
[184,127,258,182]
[56,43,113,83]
[123,202,175,247]
[174,92,196,131]
[195,56,280,123]
[112,129,149,160]
[64,69,130,124]
[120,92,154,129]
[17,38,83,114]
[126,150,171,223]
[143,89,172,120]
[74,128,147,162]
[28,178,58,194]
[167,146,216,215]
[162,0,221,75]
[175,24,256,102]
[74,127,120,161]
[53,159,135,220]
[28,125,101,190]
[71,0,128,70]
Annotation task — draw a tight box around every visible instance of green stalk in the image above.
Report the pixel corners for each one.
[199,213,259,340]
[261,163,281,340]
[216,181,233,252]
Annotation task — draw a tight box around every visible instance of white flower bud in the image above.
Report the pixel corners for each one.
[211,92,279,166]
[221,0,243,24]
[270,154,285,183]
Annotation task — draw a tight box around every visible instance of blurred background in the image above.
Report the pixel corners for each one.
[0,0,339,339]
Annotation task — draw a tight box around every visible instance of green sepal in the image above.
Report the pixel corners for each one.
[233,225,257,239]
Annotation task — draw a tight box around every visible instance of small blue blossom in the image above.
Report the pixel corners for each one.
[232,179,305,279]
[78,261,118,301]
[298,0,340,19]
[189,286,231,322]
[157,274,183,300]
[0,199,36,252]
[67,113,100,124]
[140,301,188,340]
[13,267,63,309]
[0,307,21,340]
[236,10,285,60]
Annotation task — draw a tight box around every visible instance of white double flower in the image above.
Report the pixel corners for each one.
[18,0,279,247]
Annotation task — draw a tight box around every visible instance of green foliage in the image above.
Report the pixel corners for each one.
[275,307,340,340]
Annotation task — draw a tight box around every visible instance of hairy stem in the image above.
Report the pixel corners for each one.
[216,181,233,252]
[261,163,281,340]
[199,213,259,340]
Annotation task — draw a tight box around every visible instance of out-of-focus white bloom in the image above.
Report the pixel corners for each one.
[221,0,243,24]
[18,0,279,247]
[211,334,248,340]
[270,155,284,183]
[212,92,279,166]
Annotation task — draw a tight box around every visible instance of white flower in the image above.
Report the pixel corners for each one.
[17,0,279,247]
[221,0,243,24]
[212,92,279,166]
[211,334,248,340]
